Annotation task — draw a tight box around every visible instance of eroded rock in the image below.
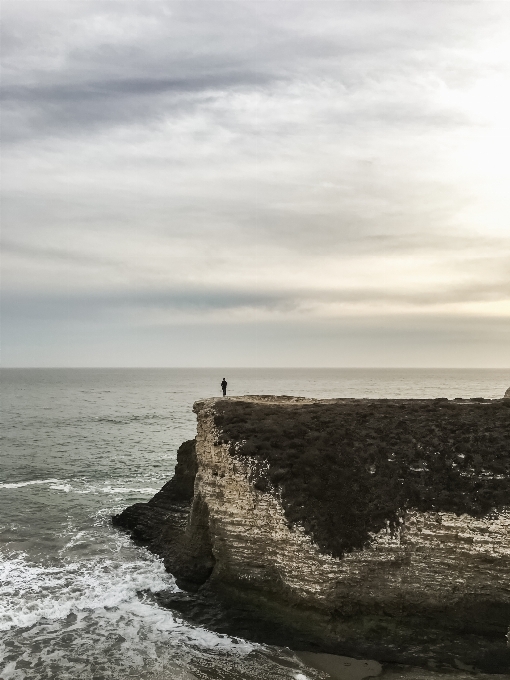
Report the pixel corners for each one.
[113,439,216,589]
[113,396,510,672]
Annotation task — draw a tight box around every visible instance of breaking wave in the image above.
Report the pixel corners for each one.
[0,478,160,495]
[0,547,311,680]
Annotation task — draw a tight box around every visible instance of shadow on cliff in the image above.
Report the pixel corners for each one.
[112,440,216,590]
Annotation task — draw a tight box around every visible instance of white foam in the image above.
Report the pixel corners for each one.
[0,550,174,631]
[0,478,61,489]
[73,483,160,495]
[0,541,261,680]
[0,477,160,496]
[49,483,73,492]
[99,485,160,495]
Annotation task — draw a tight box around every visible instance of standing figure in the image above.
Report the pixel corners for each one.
[221,378,227,397]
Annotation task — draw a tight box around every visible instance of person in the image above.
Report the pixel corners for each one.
[221,378,227,397]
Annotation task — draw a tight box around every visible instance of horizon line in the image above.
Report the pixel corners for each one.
[2,366,509,371]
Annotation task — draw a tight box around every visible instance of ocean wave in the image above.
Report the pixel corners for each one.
[66,483,161,495]
[94,413,171,424]
[0,549,175,632]
[0,544,263,680]
[98,485,160,495]
[0,478,61,489]
[49,483,74,492]
[0,478,160,496]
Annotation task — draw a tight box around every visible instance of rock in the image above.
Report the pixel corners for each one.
[505,387,510,398]
[113,439,215,589]
[113,396,510,672]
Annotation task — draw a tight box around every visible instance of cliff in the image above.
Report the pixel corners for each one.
[113,395,510,673]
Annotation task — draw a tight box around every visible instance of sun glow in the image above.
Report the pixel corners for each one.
[443,68,510,236]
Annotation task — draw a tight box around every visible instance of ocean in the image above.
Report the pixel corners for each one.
[1,368,509,680]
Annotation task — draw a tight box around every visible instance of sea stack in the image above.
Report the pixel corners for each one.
[505,386,510,398]
[113,395,510,672]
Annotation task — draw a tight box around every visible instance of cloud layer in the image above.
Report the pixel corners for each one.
[2,1,509,366]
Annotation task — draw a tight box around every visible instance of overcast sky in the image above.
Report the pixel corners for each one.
[1,1,509,367]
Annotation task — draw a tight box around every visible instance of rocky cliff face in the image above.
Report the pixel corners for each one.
[113,396,510,673]
[112,439,215,588]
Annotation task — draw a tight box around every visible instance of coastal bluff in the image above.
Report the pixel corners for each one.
[113,395,510,672]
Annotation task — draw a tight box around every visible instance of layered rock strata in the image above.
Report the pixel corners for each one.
[113,396,510,672]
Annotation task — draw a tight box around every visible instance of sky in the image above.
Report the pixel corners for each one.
[1,1,509,368]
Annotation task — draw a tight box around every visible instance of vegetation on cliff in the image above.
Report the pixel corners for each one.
[213,399,510,558]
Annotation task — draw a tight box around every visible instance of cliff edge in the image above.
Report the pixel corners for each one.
[113,395,510,672]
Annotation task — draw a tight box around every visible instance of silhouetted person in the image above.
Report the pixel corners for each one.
[221,378,227,397]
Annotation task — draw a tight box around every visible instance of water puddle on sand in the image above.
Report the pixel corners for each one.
[146,650,510,680]
[295,652,382,680]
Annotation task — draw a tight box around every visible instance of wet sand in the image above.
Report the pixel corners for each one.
[296,651,382,679]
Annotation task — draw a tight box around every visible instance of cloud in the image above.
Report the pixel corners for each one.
[0,72,280,143]
[1,1,509,366]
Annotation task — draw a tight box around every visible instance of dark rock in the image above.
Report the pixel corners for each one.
[113,439,215,588]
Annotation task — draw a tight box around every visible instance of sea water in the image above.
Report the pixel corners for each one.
[1,368,509,680]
